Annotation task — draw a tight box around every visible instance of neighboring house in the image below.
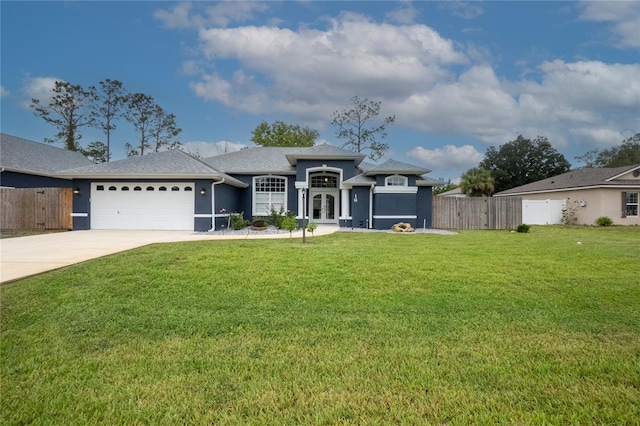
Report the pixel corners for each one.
[494,165,640,225]
[53,143,440,231]
[0,133,93,188]
[437,187,466,197]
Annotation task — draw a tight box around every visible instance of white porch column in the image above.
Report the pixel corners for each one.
[295,181,307,219]
[340,188,350,219]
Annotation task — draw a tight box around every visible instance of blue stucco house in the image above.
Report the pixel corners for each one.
[4,134,441,231]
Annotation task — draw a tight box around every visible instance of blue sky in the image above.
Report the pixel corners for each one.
[1,1,639,181]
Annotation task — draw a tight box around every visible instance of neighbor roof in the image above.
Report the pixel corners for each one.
[495,165,640,196]
[0,133,92,177]
[56,149,247,187]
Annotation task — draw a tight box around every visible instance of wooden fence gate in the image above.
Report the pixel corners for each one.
[0,187,73,230]
[432,196,522,230]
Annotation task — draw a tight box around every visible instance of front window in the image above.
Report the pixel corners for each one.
[626,192,639,216]
[254,176,287,215]
[386,175,408,186]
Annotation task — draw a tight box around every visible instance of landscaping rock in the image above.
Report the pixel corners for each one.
[392,222,414,232]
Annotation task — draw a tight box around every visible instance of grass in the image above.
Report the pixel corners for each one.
[1,226,639,424]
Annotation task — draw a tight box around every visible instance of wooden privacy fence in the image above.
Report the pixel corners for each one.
[1,187,73,230]
[432,196,522,230]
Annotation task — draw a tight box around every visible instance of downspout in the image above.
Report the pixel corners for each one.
[209,178,225,231]
[369,183,374,229]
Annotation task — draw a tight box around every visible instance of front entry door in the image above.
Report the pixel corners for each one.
[311,191,338,223]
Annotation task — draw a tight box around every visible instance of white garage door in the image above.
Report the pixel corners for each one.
[91,182,195,230]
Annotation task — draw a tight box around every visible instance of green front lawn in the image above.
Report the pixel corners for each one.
[2,227,639,424]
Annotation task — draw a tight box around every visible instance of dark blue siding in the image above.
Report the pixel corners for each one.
[295,160,358,181]
[1,171,73,188]
[374,193,416,216]
[73,179,91,230]
[194,179,213,232]
[351,186,371,228]
[416,186,433,229]
[214,182,245,230]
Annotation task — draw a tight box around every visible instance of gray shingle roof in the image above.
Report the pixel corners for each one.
[343,173,376,186]
[56,149,247,187]
[1,133,92,176]
[417,175,443,186]
[285,143,366,165]
[203,147,298,174]
[364,159,431,176]
[495,165,640,196]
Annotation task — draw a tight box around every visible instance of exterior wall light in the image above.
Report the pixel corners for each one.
[200,187,206,196]
[73,188,81,195]
[353,193,358,203]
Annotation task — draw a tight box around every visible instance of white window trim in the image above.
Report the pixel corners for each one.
[373,186,418,194]
[253,175,287,216]
[373,215,417,219]
[626,191,639,216]
[385,175,408,187]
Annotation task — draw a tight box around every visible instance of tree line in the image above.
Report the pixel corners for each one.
[31,79,181,163]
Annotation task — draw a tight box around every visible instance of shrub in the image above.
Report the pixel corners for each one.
[306,222,318,235]
[516,224,531,233]
[281,216,298,238]
[269,205,285,229]
[229,212,250,230]
[596,216,613,227]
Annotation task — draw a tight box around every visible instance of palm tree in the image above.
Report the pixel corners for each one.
[460,167,494,197]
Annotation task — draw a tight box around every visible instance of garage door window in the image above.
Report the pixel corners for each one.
[122,186,129,191]
[134,186,142,191]
[146,186,154,191]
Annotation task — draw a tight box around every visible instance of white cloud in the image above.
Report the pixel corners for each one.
[159,7,638,156]
[578,1,640,48]
[388,66,519,144]
[440,2,485,20]
[569,128,630,149]
[386,1,419,25]
[191,13,467,113]
[0,86,9,98]
[407,144,484,171]
[181,140,247,158]
[155,1,268,29]
[21,76,62,108]
[514,60,640,140]
[154,2,195,29]
[180,60,203,76]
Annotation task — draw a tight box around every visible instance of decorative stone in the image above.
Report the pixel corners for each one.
[392,222,414,232]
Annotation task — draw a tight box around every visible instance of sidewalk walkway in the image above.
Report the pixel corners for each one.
[0,225,339,284]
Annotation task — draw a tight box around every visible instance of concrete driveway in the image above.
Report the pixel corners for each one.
[1,226,338,284]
